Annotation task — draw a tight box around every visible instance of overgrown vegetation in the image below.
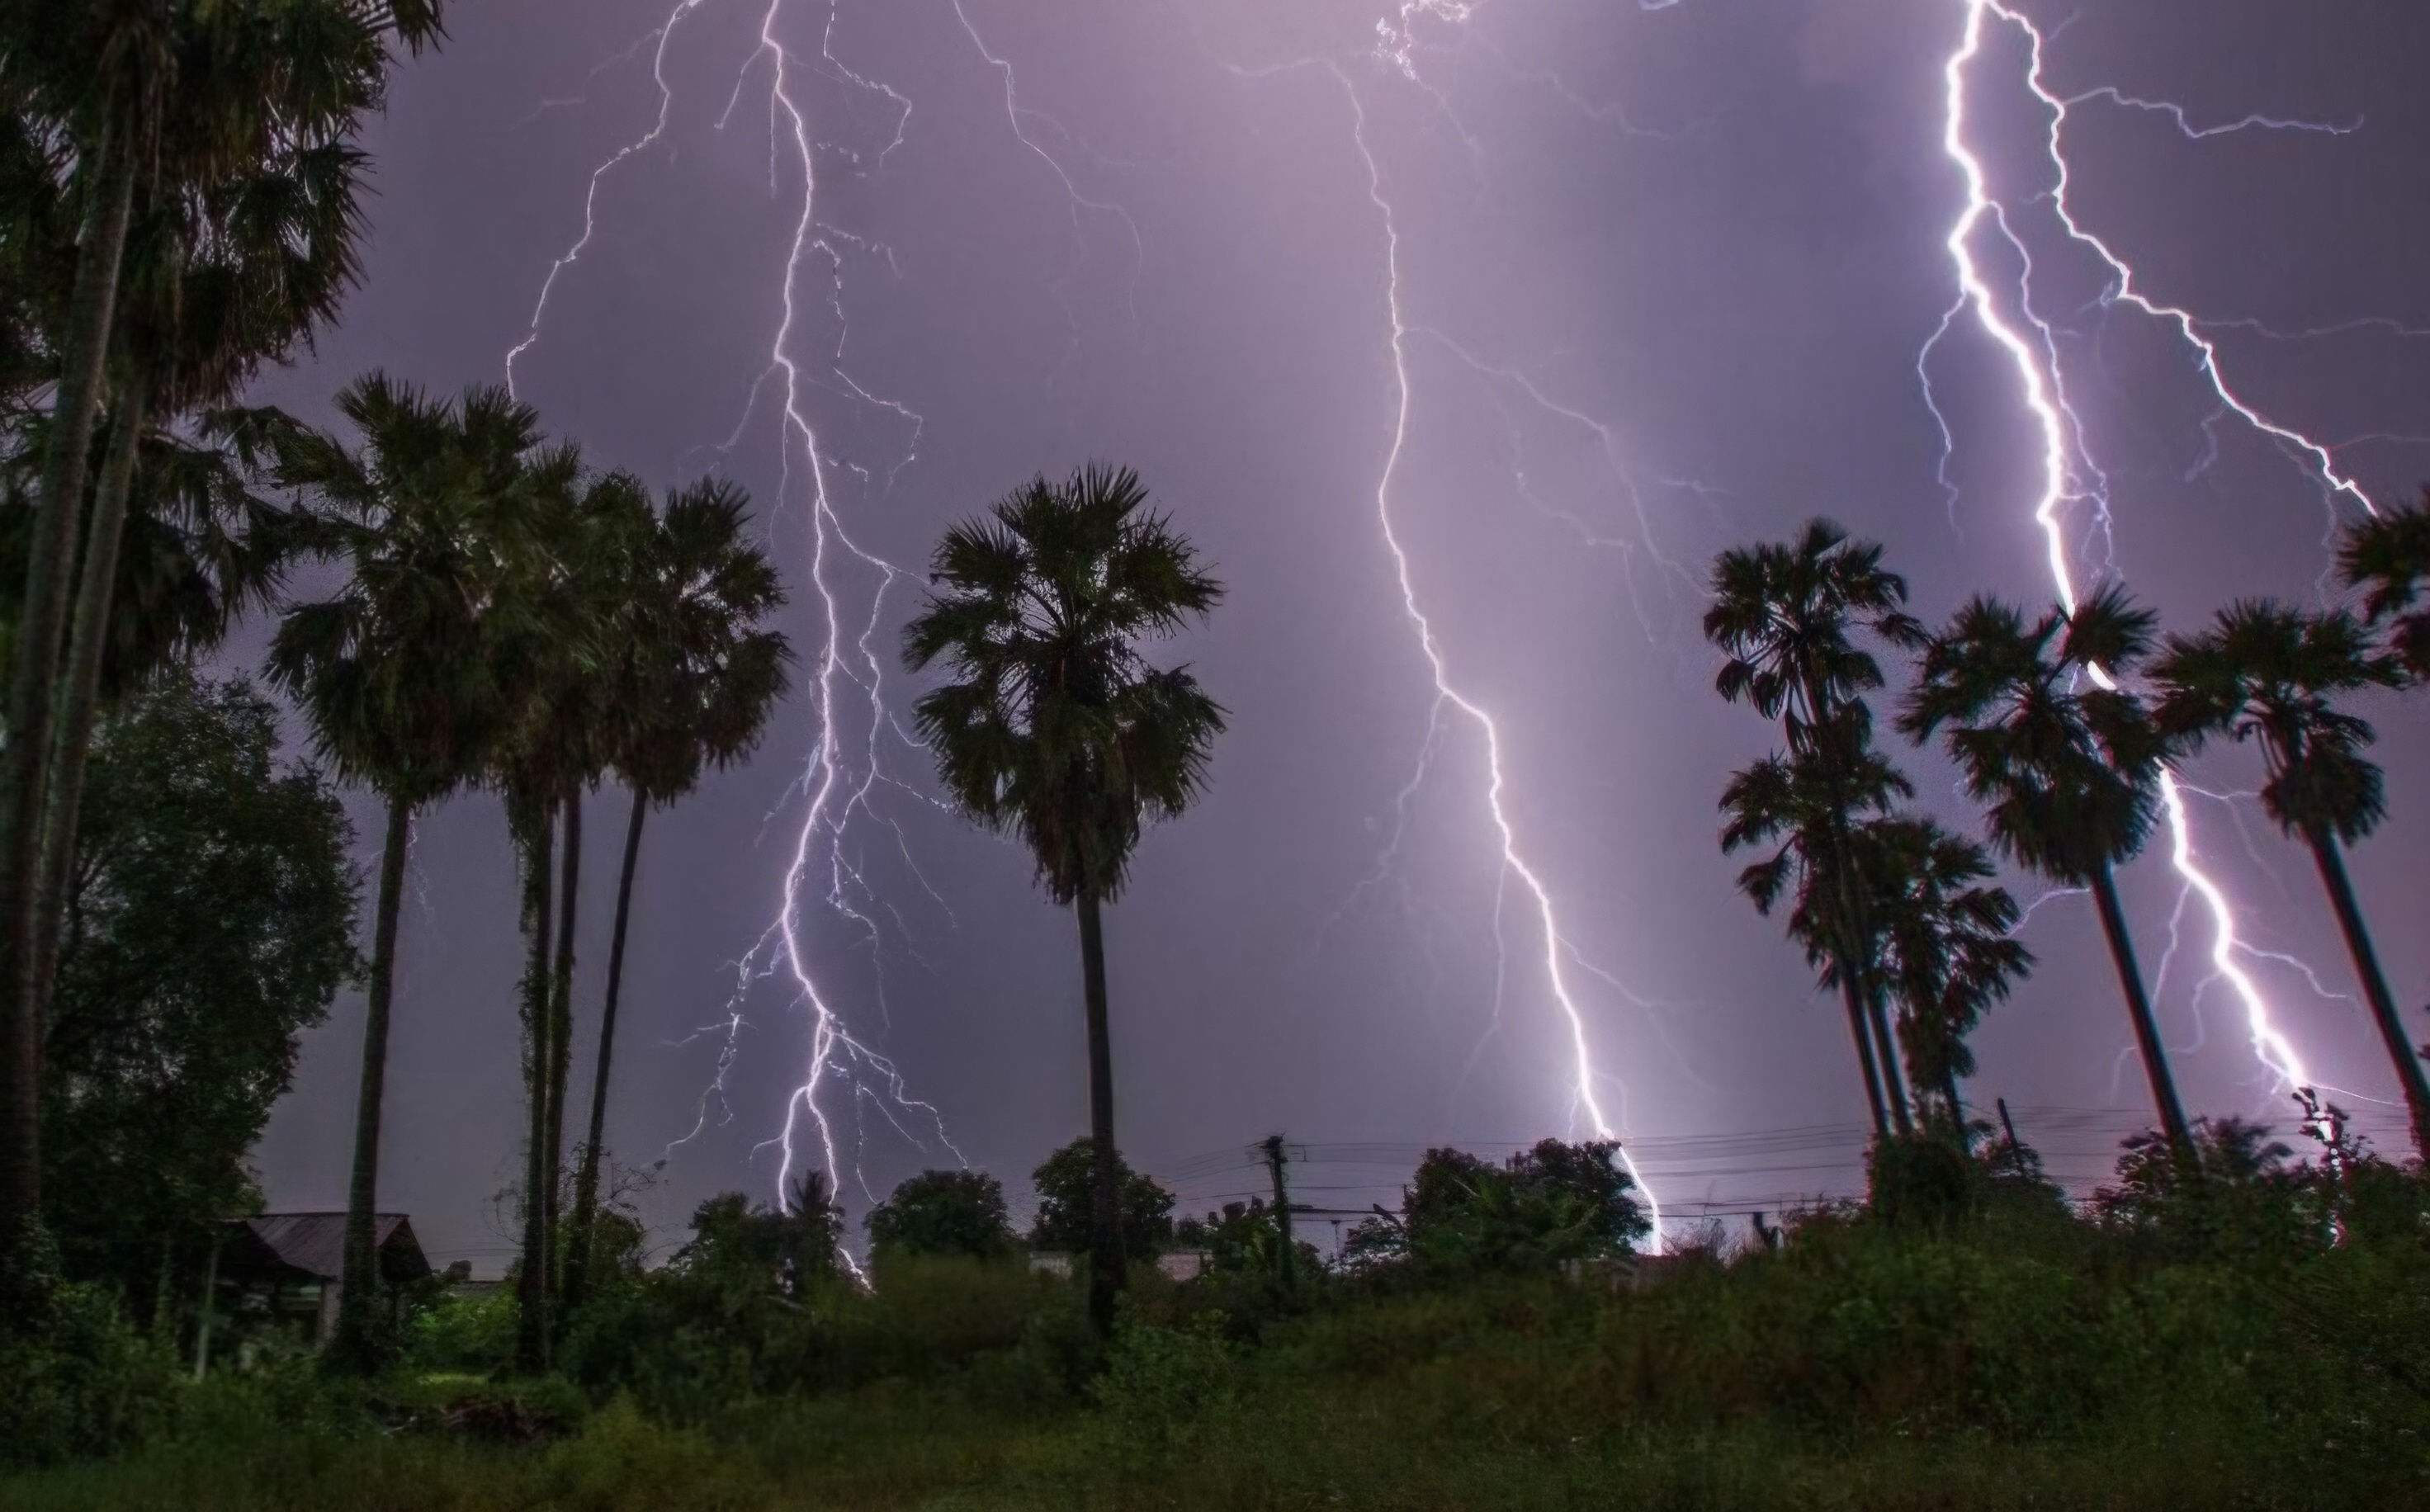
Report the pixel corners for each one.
[8,1122,2428,1509]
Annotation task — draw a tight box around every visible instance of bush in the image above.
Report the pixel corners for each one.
[0,1282,180,1469]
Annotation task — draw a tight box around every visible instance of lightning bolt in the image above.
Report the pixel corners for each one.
[506,0,960,1231]
[1189,6,1668,1245]
[1928,0,2378,1103]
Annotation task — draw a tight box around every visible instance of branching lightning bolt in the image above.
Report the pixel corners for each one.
[1929,0,2384,1103]
[508,0,960,1230]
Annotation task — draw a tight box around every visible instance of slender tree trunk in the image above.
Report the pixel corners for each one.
[2308,832,2430,1161]
[0,145,136,1284]
[1839,975,1890,1141]
[333,796,413,1371]
[543,789,581,1311]
[513,801,555,1375]
[567,789,645,1312]
[2089,862,2194,1161]
[31,376,150,1035]
[1076,889,1122,1335]
[1865,980,1914,1138]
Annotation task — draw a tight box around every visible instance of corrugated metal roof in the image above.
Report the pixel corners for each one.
[240,1212,424,1281]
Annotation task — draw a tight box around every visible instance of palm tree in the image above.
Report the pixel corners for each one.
[1705,519,1927,1140]
[564,477,788,1311]
[2152,601,2426,1161]
[1853,816,2031,1135]
[902,464,1224,1334]
[268,374,555,1370]
[0,2,444,1273]
[2338,490,2430,683]
[1719,716,1912,1138]
[38,122,367,1077]
[484,456,616,1371]
[1898,586,2194,1162]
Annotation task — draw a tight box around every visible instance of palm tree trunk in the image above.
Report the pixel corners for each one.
[0,144,136,1278]
[1076,889,1122,1336]
[31,376,150,1037]
[2089,862,2194,1161]
[333,796,412,1371]
[2307,831,2430,1161]
[567,788,645,1312]
[1839,975,1890,1140]
[1865,980,1915,1138]
[543,789,581,1311]
[513,801,555,1374]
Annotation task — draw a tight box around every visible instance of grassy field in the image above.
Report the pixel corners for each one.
[8,1248,2423,1512]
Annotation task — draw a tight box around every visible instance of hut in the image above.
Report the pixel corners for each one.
[209,1212,430,1349]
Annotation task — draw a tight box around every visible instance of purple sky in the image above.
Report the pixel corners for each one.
[245,0,2430,1271]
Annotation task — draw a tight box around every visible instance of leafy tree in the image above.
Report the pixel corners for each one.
[566,477,787,1311]
[1705,519,1927,1140]
[1027,1137,1175,1259]
[676,1172,847,1301]
[2152,602,2426,1160]
[904,465,1224,1333]
[2338,489,2430,682]
[0,0,444,1292]
[867,1170,1018,1260]
[1899,588,2194,1162]
[269,375,563,1370]
[1354,1141,1649,1275]
[40,671,358,1306]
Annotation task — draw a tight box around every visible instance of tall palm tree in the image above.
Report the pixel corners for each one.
[1720,716,1913,1138]
[2338,489,2430,683]
[1705,519,1927,1140]
[2152,601,2426,1161]
[1853,815,2031,1135]
[564,476,787,1312]
[268,374,555,1370]
[1899,586,2194,1162]
[902,464,1224,1335]
[0,2,444,1274]
[483,454,611,1372]
[39,125,367,1074]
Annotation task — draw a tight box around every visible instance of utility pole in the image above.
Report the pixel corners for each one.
[1259,1134,1293,1287]
[1996,1098,2025,1176]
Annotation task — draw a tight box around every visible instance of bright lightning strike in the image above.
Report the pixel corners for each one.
[1331,40,1669,1245]
[508,0,959,1227]
[1181,2,1672,1241]
[1928,0,2380,1102]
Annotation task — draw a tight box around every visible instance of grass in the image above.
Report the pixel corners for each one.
[9,1269,2424,1511]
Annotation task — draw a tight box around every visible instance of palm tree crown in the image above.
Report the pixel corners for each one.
[2337,489,2430,682]
[1704,517,1925,745]
[267,374,561,806]
[1897,585,2168,885]
[2151,601,2397,846]
[903,463,1226,906]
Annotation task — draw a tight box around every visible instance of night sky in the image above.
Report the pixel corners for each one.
[245,0,2430,1273]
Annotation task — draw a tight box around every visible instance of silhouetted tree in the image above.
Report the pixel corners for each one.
[2153,601,2425,1160]
[1705,519,1926,1140]
[904,465,1224,1334]
[867,1170,1017,1260]
[1900,587,2193,1162]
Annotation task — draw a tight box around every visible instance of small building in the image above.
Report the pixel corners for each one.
[214,1212,430,1346]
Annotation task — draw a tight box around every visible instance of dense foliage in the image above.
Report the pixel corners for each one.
[41,672,358,1306]
[865,1170,1017,1259]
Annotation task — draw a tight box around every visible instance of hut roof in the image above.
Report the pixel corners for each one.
[227,1212,429,1284]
